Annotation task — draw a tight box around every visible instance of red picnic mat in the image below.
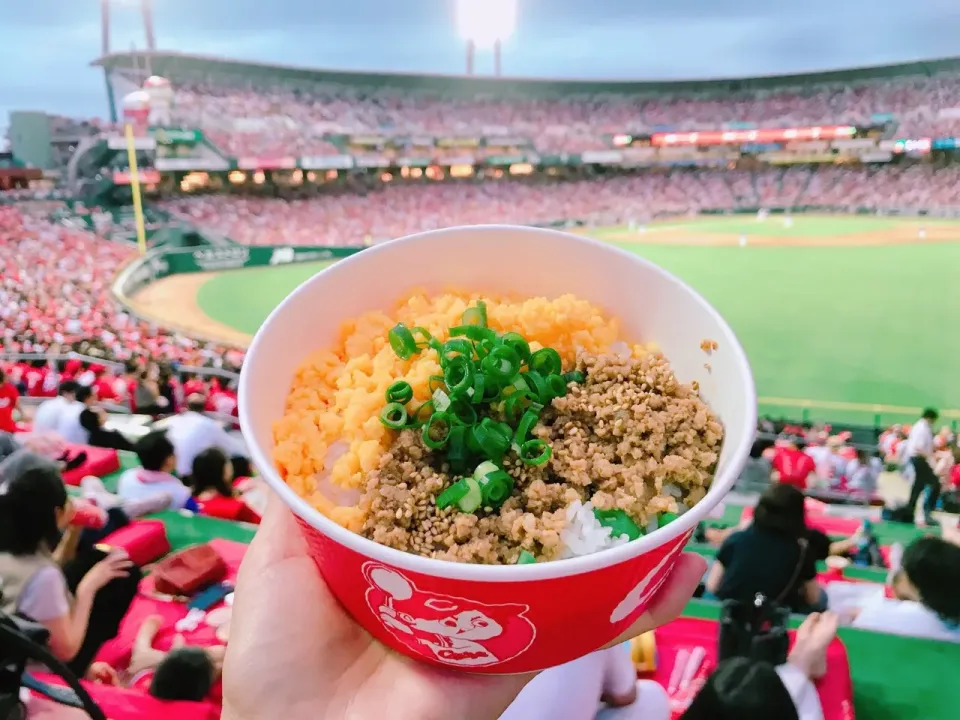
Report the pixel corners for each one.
[741,505,862,537]
[647,617,855,720]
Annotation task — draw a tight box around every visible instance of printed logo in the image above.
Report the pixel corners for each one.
[363,563,536,667]
[269,247,295,265]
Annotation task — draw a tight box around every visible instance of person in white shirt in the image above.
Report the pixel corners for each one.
[852,536,960,643]
[117,430,198,512]
[54,384,96,445]
[499,643,670,720]
[163,394,248,478]
[32,380,78,434]
[680,612,837,720]
[903,408,939,524]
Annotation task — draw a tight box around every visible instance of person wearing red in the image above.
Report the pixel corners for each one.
[209,383,239,418]
[188,447,262,524]
[772,438,816,490]
[93,367,118,403]
[182,374,206,398]
[0,368,20,432]
[22,361,48,397]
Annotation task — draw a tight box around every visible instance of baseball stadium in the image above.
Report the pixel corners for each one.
[2,2,960,719]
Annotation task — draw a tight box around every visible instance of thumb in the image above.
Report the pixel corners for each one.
[171,634,187,649]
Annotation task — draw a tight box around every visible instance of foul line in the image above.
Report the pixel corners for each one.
[759,396,960,420]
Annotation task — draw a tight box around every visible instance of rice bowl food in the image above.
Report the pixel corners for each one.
[274,290,723,565]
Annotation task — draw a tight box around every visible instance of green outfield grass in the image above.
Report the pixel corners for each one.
[195,216,960,425]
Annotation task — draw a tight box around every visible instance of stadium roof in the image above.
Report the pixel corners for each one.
[94,50,960,96]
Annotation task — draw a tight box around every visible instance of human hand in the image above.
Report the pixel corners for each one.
[86,661,119,686]
[77,550,133,598]
[787,611,839,681]
[222,494,706,720]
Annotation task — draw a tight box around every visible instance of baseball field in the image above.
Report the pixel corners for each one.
[129,214,960,425]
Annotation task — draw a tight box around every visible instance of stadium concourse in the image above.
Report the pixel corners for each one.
[3,52,960,720]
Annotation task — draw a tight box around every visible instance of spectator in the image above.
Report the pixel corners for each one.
[681,612,838,720]
[188,447,262,524]
[117,430,198,512]
[85,614,226,701]
[851,536,960,642]
[33,381,78,434]
[903,408,940,525]
[164,394,248,478]
[79,407,135,451]
[0,452,140,676]
[772,438,816,490]
[0,367,20,433]
[706,484,825,614]
[55,384,96,445]
[133,368,164,416]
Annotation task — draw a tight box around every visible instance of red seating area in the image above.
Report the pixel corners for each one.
[651,618,854,720]
[60,443,120,486]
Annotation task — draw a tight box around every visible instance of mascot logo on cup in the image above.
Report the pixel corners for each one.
[363,563,536,667]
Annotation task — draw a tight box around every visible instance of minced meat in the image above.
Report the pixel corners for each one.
[358,350,723,564]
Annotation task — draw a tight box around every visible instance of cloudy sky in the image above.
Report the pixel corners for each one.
[3,0,960,123]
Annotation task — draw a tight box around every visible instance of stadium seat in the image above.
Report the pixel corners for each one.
[61,444,120,486]
[99,519,171,567]
[650,617,854,719]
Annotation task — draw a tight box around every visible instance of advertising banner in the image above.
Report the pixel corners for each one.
[300,155,355,170]
[107,135,157,151]
[436,137,480,148]
[653,125,857,147]
[151,128,202,144]
[238,157,297,170]
[112,169,162,184]
[354,155,391,168]
[485,154,527,165]
[580,150,623,164]
[155,157,230,172]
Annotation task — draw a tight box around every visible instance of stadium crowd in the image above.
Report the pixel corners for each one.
[166,71,960,156]
[161,164,960,247]
[0,206,243,401]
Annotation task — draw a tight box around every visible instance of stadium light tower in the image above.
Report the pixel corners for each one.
[455,0,517,76]
[100,0,157,56]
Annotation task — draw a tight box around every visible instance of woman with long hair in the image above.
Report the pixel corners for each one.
[0,452,140,676]
[189,447,262,524]
[705,484,825,613]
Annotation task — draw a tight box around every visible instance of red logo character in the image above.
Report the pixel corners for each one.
[363,563,536,668]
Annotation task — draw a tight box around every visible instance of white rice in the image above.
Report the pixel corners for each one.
[559,500,632,559]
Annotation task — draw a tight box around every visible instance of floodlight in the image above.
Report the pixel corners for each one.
[455,0,517,50]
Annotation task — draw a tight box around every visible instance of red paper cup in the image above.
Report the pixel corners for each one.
[240,225,756,673]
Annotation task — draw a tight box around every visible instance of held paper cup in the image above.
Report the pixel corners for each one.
[240,225,756,674]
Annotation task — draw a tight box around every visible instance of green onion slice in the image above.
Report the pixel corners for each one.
[432,388,452,412]
[443,355,475,396]
[461,301,488,327]
[499,332,531,363]
[524,370,550,404]
[468,373,486,405]
[477,469,514,507]
[450,325,497,344]
[529,348,562,376]
[408,401,434,428]
[436,480,471,510]
[423,412,453,449]
[519,439,551,466]
[593,508,643,541]
[546,373,567,399]
[475,338,495,360]
[386,380,413,404]
[450,400,478,426]
[657,512,679,528]
[428,375,445,393]
[517,550,536,564]
[379,402,408,429]
[457,478,483,512]
[514,409,540,445]
[472,421,510,460]
[388,323,418,360]
[482,345,521,381]
[441,339,474,366]
[411,326,436,349]
[562,370,585,385]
